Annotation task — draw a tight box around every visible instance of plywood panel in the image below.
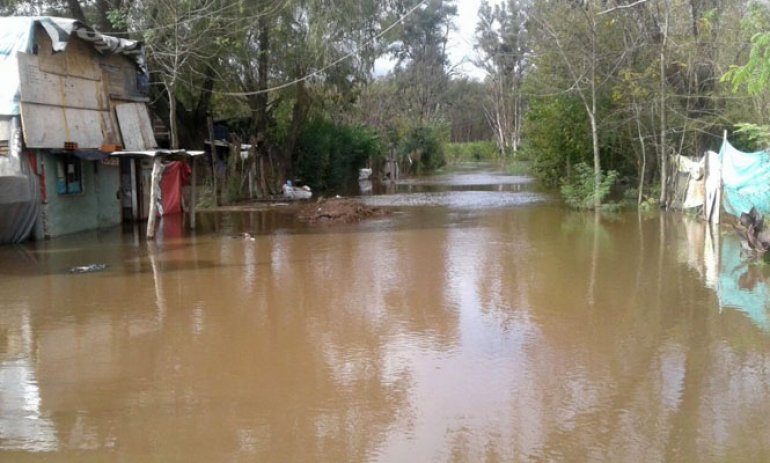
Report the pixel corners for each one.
[18,54,105,110]
[115,103,156,150]
[65,37,101,81]
[20,104,115,149]
[35,26,100,80]
[101,54,141,98]
[36,28,68,75]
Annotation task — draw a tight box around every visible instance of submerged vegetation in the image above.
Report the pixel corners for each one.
[6,0,770,207]
[560,163,618,210]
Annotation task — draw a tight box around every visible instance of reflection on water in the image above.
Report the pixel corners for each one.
[678,215,770,331]
[1,168,770,461]
[0,307,58,452]
[718,239,770,331]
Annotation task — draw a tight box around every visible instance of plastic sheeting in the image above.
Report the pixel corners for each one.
[159,161,191,216]
[0,114,38,244]
[719,139,770,217]
[674,154,706,209]
[0,16,146,116]
[704,150,722,224]
[0,174,40,244]
[718,237,770,332]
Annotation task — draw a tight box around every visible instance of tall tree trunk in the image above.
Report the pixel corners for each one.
[255,14,270,135]
[66,0,88,23]
[635,103,647,205]
[284,79,308,179]
[590,21,601,210]
[589,109,602,209]
[95,0,112,31]
[659,1,669,207]
[167,79,179,150]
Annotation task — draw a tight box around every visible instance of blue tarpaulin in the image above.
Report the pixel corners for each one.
[719,139,770,218]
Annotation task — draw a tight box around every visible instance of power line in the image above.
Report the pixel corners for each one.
[213,0,430,97]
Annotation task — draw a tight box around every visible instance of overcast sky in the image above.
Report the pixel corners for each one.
[448,0,485,79]
[374,0,487,80]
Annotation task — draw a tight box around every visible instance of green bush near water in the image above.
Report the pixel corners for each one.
[445,141,499,163]
[560,162,619,210]
[295,119,381,192]
[506,159,531,175]
[400,125,448,173]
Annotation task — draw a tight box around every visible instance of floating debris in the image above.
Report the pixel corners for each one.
[69,264,107,274]
[735,207,770,260]
[231,232,256,241]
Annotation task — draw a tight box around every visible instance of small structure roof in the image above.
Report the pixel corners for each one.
[0,16,146,116]
[109,149,205,160]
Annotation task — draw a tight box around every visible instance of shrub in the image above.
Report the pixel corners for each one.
[445,141,499,163]
[506,159,532,176]
[295,120,381,192]
[523,95,592,187]
[560,162,618,209]
[400,125,447,173]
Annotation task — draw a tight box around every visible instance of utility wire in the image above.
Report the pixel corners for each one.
[213,0,429,97]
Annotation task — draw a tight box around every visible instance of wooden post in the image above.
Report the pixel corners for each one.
[207,114,219,207]
[190,156,197,229]
[146,157,162,239]
[130,159,138,220]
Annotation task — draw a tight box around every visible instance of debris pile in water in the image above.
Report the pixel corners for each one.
[735,207,770,259]
[298,198,386,224]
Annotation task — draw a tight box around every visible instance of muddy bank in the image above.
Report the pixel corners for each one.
[298,198,387,224]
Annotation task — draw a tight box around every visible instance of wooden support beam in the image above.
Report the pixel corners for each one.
[207,114,219,207]
[190,157,197,229]
[146,157,162,239]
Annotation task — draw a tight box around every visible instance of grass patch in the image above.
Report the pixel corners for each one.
[505,159,532,175]
[445,141,499,163]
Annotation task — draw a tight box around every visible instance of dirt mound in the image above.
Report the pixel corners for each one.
[298,198,387,224]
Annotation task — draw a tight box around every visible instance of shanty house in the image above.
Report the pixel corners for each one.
[0,16,157,243]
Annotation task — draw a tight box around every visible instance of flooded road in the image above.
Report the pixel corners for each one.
[1,166,770,462]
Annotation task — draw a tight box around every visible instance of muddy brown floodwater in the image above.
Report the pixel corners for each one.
[1,165,770,462]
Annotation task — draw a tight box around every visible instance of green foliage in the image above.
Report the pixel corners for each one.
[399,125,448,173]
[106,8,129,30]
[560,162,618,210]
[505,160,531,176]
[522,95,592,187]
[295,119,381,192]
[723,32,770,95]
[732,123,770,151]
[445,141,498,163]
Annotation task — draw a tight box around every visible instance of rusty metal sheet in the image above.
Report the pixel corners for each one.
[115,102,156,150]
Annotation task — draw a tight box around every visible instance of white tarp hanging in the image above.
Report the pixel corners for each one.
[674,154,706,209]
[704,150,722,224]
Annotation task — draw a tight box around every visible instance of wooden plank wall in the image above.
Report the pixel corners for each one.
[18,27,151,150]
[115,103,157,150]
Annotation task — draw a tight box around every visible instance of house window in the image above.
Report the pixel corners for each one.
[56,156,83,195]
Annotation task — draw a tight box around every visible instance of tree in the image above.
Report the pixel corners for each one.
[133,0,231,149]
[530,0,627,208]
[389,0,457,124]
[475,0,530,159]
